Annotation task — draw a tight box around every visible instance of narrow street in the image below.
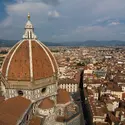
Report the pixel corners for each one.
[79,70,93,125]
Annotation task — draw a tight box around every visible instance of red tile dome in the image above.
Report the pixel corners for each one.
[1,14,58,82]
[38,98,55,109]
[1,40,58,81]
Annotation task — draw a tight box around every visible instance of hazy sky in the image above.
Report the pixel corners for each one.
[1,0,125,42]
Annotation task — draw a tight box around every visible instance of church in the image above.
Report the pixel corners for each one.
[0,14,81,125]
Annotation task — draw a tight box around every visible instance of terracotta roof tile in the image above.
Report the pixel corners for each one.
[57,89,71,104]
[32,41,53,80]
[8,41,30,81]
[0,96,31,125]
[1,42,20,78]
[108,113,120,122]
[38,98,55,109]
[0,96,5,105]
[0,96,30,116]
[58,78,78,85]
[0,113,18,125]
[42,44,58,72]
[29,116,42,125]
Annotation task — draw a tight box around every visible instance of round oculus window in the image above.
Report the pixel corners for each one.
[41,88,46,93]
[18,90,23,96]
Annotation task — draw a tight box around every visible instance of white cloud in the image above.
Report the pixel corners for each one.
[109,22,120,26]
[15,0,61,6]
[0,1,51,39]
[96,17,110,23]
[6,2,48,17]
[48,10,60,18]
[1,0,125,41]
[75,26,106,33]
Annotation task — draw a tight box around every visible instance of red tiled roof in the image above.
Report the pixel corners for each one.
[57,89,71,104]
[122,93,125,99]
[29,116,42,125]
[0,96,31,125]
[38,98,55,109]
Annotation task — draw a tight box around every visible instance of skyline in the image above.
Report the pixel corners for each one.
[1,0,125,42]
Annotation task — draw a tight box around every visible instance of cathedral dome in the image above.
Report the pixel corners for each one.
[1,14,58,82]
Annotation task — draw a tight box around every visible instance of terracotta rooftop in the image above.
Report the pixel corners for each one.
[108,113,120,122]
[87,89,94,95]
[29,116,42,125]
[38,98,55,109]
[103,82,122,92]
[122,93,125,99]
[58,78,78,85]
[57,89,71,104]
[0,96,31,125]
[88,96,107,117]
[0,113,19,125]
[0,96,5,105]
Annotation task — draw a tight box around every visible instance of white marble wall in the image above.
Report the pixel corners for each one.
[59,84,78,93]
[38,107,55,116]
[4,83,57,101]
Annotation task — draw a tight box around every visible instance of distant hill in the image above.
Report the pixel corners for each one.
[0,39,125,47]
[0,39,17,47]
[0,39,62,47]
[82,40,125,47]
[61,40,125,46]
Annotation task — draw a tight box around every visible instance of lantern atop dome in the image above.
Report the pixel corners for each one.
[23,13,37,39]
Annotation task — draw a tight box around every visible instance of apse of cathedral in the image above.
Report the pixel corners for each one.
[0,14,81,125]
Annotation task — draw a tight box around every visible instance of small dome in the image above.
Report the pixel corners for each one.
[57,89,71,104]
[38,98,55,109]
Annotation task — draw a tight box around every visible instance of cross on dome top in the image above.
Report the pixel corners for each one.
[23,13,37,39]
